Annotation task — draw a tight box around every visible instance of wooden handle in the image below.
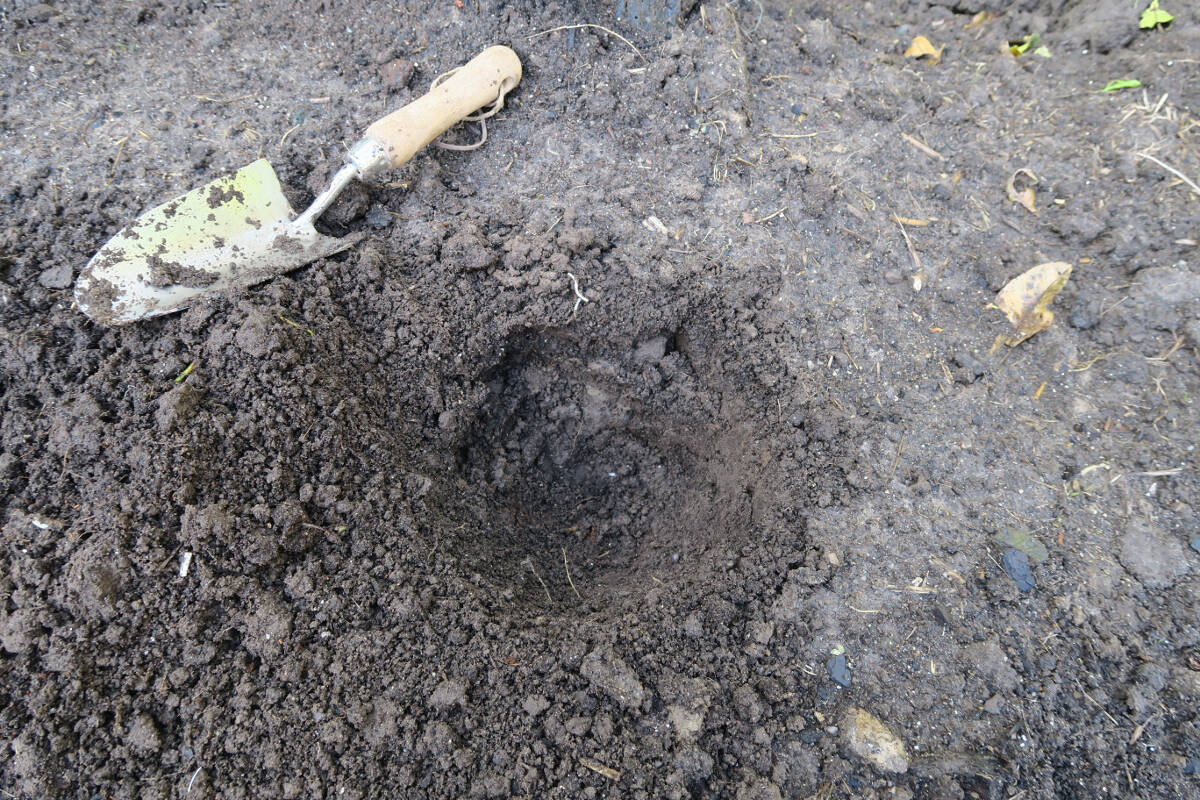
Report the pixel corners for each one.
[364,45,522,168]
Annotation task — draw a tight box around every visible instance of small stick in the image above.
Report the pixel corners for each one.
[901,132,946,160]
[895,216,922,272]
[528,24,646,63]
[562,547,582,600]
[524,558,552,602]
[1132,152,1200,197]
[886,430,906,483]
[280,122,303,146]
[754,206,788,224]
[1081,690,1120,726]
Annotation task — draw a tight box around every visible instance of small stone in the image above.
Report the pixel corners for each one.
[790,103,804,115]
[843,708,909,773]
[1191,534,1200,555]
[963,638,1020,692]
[580,648,645,709]
[1119,518,1187,589]
[953,352,988,378]
[429,678,468,711]
[522,695,550,717]
[748,620,774,645]
[364,205,392,229]
[827,654,851,687]
[667,704,704,741]
[735,778,783,800]
[38,263,73,289]
[884,269,903,284]
[126,713,162,753]
[982,694,1005,715]
[1001,548,1035,591]
[379,57,414,89]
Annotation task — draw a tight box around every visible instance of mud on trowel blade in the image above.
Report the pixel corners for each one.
[74,158,363,325]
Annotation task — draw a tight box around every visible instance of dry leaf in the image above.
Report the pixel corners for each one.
[991,261,1073,349]
[964,11,996,29]
[1005,169,1038,215]
[904,35,945,65]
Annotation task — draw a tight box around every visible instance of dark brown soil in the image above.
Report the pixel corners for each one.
[2,1,1199,798]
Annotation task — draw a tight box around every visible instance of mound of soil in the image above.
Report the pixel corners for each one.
[2,0,1198,797]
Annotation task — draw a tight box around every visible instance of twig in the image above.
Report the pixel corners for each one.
[901,132,946,161]
[894,217,922,272]
[280,122,303,146]
[754,206,788,224]
[524,558,552,602]
[562,547,582,600]
[578,756,621,780]
[1132,152,1200,197]
[1081,690,1120,726]
[886,430,906,483]
[528,24,646,62]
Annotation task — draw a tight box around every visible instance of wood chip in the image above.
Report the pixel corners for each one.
[578,756,621,781]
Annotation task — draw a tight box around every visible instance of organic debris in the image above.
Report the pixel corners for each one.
[964,11,996,30]
[996,528,1049,562]
[1099,79,1142,93]
[1139,0,1174,29]
[904,35,944,65]
[1009,33,1051,58]
[1005,169,1038,215]
[990,261,1073,349]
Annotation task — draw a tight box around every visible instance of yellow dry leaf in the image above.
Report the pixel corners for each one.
[904,35,945,65]
[1006,169,1038,215]
[965,11,996,29]
[991,262,1073,349]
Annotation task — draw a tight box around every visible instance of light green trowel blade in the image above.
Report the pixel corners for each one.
[75,158,362,325]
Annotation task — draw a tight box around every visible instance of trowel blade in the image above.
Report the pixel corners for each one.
[74,158,363,325]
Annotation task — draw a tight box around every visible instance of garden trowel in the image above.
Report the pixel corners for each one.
[76,45,522,325]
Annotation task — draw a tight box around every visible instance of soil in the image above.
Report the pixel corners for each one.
[1,0,1198,798]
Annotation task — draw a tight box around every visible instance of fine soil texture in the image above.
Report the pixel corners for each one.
[2,1,1199,798]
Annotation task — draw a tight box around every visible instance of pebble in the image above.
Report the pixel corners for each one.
[379,57,414,89]
[827,654,851,687]
[364,206,392,229]
[1190,534,1200,555]
[790,103,804,115]
[884,269,903,284]
[843,708,909,773]
[38,263,74,289]
[1001,548,1035,591]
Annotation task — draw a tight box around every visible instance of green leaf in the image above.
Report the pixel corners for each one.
[996,528,1049,563]
[1033,45,1052,58]
[1140,0,1174,28]
[1099,78,1143,92]
[1009,32,1040,55]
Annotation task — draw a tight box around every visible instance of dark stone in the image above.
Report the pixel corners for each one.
[1001,548,1035,591]
[827,654,851,687]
